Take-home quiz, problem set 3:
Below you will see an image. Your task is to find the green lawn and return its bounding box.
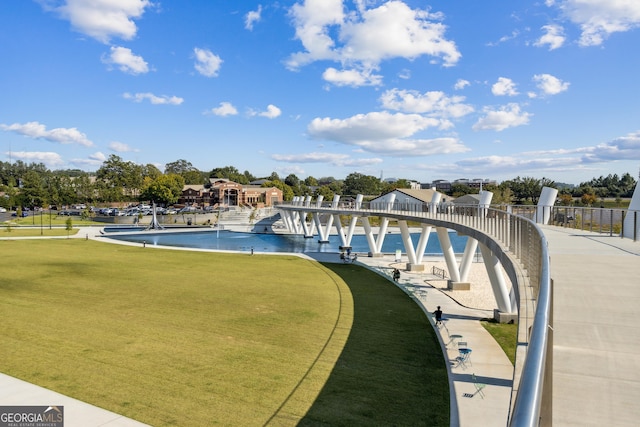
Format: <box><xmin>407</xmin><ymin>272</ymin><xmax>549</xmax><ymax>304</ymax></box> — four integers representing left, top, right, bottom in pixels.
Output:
<box><xmin>481</xmin><ymin>320</ymin><xmax>518</xmax><ymax>365</ymax></box>
<box><xmin>0</xmin><ymin>239</ymin><xmax>448</xmax><ymax>426</ymax></box>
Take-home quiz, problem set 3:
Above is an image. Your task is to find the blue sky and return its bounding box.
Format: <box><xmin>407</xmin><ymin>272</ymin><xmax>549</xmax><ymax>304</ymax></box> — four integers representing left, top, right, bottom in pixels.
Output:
<box><xmin>1</xmin><ymin>0</ymin><xmax>640</xmax><ymax>185</ymax></box>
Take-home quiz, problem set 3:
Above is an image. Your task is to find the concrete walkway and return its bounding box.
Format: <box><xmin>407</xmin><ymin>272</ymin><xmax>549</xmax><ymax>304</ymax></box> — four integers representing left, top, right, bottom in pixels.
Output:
<box><xmin>0</xmin><ymin>373</ymin><xmax>150</xmax><ymax>427</ymax></box>
<box><xmin>539</xmin><ymin>226</ymin><xmax>640</xmax><ymax>427</ymax></box>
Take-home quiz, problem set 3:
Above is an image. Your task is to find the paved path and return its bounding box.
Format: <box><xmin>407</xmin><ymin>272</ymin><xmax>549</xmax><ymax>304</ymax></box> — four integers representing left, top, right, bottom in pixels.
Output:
<box><xmin>0</xmin><ymin>373</ymin><xmax>150</xmax><ymax>427</ymax></box>
<box><xmin>539</xmin><ymin>226</ymin><xmax>640</xmax><ymax>427</ymax></box>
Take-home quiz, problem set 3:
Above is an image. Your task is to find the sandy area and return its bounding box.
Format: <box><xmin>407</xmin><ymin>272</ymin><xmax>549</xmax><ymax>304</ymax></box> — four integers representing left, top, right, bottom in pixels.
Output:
<box><xmin>357</xmin><ymin>254</ymin><xmax>499</xmax><ymax>313</ymax></box>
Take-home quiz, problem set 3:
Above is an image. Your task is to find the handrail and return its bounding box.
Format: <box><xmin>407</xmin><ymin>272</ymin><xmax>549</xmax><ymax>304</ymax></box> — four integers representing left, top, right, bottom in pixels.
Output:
<box><xmin>276</xmin><ymin>200</ymin><xmax>561</xmax><ymax>426</ymax></box>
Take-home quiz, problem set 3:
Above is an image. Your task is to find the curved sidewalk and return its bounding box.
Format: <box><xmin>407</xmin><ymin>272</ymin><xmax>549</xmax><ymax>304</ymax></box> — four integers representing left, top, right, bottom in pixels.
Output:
<box><xmin>540</xmin><ymin>226</ymin><xmax>640</xmax><ymax>426</ymax></box>
<box><xmin>0</xmin><ymin>373</ymin><xmax>149</xmax><ymax>427</ymax></box>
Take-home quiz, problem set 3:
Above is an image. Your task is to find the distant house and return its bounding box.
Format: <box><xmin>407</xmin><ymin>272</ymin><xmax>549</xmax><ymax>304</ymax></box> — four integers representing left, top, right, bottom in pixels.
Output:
<box><xmin>428</xmin><ymin>179</ymin><xmax>452</xmax><ymax>193</ymax></box>
<box><xmin>452</xmin><ymin>194</ymin><xmax>481</xmax><ymax>205</ymax></box>
<box><xmin>182</xmin><ymin>184</ymin><xmax>207</xmax><ymax>206</ymax></box>
<box><xmin>369</xmin><ymin>188</ymin><xmax>449</xmax><ymax>211</ymax></box>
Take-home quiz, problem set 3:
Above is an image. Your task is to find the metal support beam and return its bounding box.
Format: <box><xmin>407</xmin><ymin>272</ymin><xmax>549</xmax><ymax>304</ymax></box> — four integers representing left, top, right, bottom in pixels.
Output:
<box><xmin>480</xmin><ymin>242</ymin><xmax>513</xmax><ymax>313</ymax></box>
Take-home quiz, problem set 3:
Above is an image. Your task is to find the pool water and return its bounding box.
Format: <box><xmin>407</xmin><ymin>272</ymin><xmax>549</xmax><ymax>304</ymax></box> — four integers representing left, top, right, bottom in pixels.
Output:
<box><xmin>105</xmin><ymin>229</ymin><xmax>468</xmax><ymax>255</ymax></box>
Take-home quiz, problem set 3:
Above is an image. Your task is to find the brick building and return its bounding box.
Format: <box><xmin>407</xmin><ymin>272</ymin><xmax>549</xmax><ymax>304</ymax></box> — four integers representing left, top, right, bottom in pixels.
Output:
<box><xmin>178</xmin><ymin>178</ymin><xmax>283</xmax><ymax>208</ymax></box>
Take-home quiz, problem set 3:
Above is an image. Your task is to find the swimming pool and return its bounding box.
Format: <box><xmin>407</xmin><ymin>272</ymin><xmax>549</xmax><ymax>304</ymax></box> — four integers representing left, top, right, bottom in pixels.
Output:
<box><xmin>105</xmin><ymin>229</ymin><xmax>469</xmax><ymax>255</ymax></box>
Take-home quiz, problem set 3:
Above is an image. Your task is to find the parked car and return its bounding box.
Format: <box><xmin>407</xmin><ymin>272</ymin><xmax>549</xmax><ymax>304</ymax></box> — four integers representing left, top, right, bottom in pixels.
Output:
<box><xmin>0</xmin><ymin>207</ymin><xmax>6</xmax><ymax>213</ymax></box>
<box><xmin>178</xmin><ymin>206</ymin><xmax>198</xmax><ymax>213</ymax></box>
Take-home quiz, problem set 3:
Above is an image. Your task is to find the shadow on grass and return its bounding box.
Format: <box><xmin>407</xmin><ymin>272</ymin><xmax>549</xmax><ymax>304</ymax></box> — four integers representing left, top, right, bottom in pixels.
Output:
<box><xmin>297</xmin><ymin>263</ymin><xmax>450</xmax><ymax>426</ymax></box>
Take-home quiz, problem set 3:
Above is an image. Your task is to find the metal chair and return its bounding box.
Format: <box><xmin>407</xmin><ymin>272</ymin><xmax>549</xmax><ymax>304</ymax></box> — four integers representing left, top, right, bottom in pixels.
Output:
<box><xmin>456</xmin><ymin>348</ymin><xmax>472</xmax><ymax>369</ymax></box>
<box><xmin>472</xmin><ymin>373</ymin><xmax>486</xmax><ymax>398</ymax></box>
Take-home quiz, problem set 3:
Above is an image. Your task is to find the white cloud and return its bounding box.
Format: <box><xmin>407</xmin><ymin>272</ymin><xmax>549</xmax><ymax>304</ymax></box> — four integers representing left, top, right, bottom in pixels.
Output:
<box><xmin>255</xmin><ymin>104</ymin><xmax>282</xmax><ymax>119</ymax></box>
<box><xmin>455</xmin><ymin>154</ymin><xmax>578</xmax><ymax>175</ymax></box>
<box><xmin>322</xmin><ymin>67</ymin><xmax>382</xmax><ymax>87</ymax></box>
<box><xmin>307</xmin><ymin>111</ymin><xmax>469</xmax><ymax>156</ymax></box>
<box><xmin>398</xmin><ymin>69</ymin><xmax>411</xmax><ymax>79</ymax></box>
<box><xmin>209</xmin><ymin>102</ymin><xmax>238</xmax><ymax>117</ymax></box>
<box><xmin>492</xmin><ymin>77</ymin><xmax>519</xmax><ymax>96</ymax></box>
<box><xmin>123</xmin><ymin>92</ymin><xmax>184</xmax><ymax>105</ymax></box>
<box><xmin>245</xmin><ymin>5</ymin><xmax>262</xmax><ymax>30</ymax></box>
<box><xmin>276</xmin><ymin>165</ymin><xmax>307</xmax><ymax>176</ymax></box>
<box><xmin>472</xmin><ymin>103</ymin><xmax>532</xmax><ymax>131</ymax></box>
<box><xmin>287</xmin><ymin>0</ymin><xmax>460</xmax><ymax>86</ymax></box>
<box><xmin>41</xmin><ymin>0</ymin><xmax>152</xmax><ymax>44</ymax></box>
<box><xmin>71</xmin><ymin>151</ymin><xmax>108</xmax><ymax>168</ymax></box>
<box><xmin>108</xmin><ymin>141</ymin><xmax>137</xmax><ymax>152</ymax></box>
<box><xmin>1</xmin><ymin>121</ymin><xmax>93</xmax><ymax>147</ymax></box>
<box><xmin>451</xmin><ymin>130</ymin><xmax>640</xmax><ymax>177</ymax></box>
<box><xmin>193</xmin><ymin>47</ymin><xmax>223</xmax><ymax>77</ymax></box>
<box><xmin>271</xmin><ymin>151</ymin><xmax>383</xmax><ymax>167</ymax></box>
<box><xmin>272</xmin><ymin>152</ymin><xmax>350</xmax><ymax>163</ymax></box>
<box><xmin>380</xmin><ymin>88</ymin><xmax>474</xmax><ymax>119</ymax></box>
<box><xmin>533</xmin><ymin>73</ymin><xmax>570</xmax><ymax>95</ymax></box>
<box><xmin>487</xmin><ymin>30</ymin><xmax>521</xmax><ymax>47</ymax></box>
<box><xmin>454</xmin><ymin>79</ymin><xmax>470</xmax><ymax>90</ymax></box>
<box><xmin>553</xmin><ymin>0</ymin><xmax>640</xmax><ymax>46</ymax></box>
<box><xmin>342</xmin><ymin>157</ymin><xmax>385</xmax><ymax>166</ymax></box>
<box><xmin>581</xmin><ymin>131</ymin><xmax>640</xmax><ymax>162</ymax></box>
<box><xmin>9</xmin><ymin>151</ymin><xmax>65</xmax><ymax>168</ymax></box>
<box><xmin>287</xmin><ymin>0</ymin><xmax>344</xmax><ymax>68</ymax></box>
<box><xmin>102</xmin><ymin>46</ymin><xmax>149</xmax><ymax>74</ymax></box>
<box><xmin>534</xmin><ymin>24</ymin><xmax>566</xmax><ymax>50</ymax></box>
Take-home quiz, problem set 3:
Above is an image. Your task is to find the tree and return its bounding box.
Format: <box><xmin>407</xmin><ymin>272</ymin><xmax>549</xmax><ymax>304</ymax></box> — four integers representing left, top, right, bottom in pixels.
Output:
<box><xmin>503</xmin><ymin>176</ymin><xmax>552</xmax><ymax>204</ymax></box>
<box><xmin>450</xmin><ymin>183</ymin><xmax>473</xmax><ymax>198</ymax></box>
<box><xmin>165</xmin><ymin>159</ymin><xmax>204</xmax><ymax>184</ymax></box>
<box><xmin>581</xmin><ymin>193</ymin><xmax>597</xmax><ymax>206</ymax></box>
<box><xmin>314</xmin><ymin>185</ymin><xmax>334</xmax><ymax>201</ymax></box>
<box><xmin>210</xmin><ymin>166</ymin><xmax>250</xmax><ymax>184</ymax></box>
<box><xmin>284</xmin><ymin>173</ymin><xmax>300</xmax><ymax>188</ymax></box>
<box><xmin>142</xmin><ymin>164</ymin><xmax>162</xmax><ymax>180</ymax></box>
<box><xmin>268</xmin><ymin>171</ymin><xmax>281</xmax><ymax>182</ymax></box>
<box><xmin>262</xmin><ymin>179</ymin><xmax>294</xmax><ymax>201</ymax></box>
<box><xmin>140</xmin><ymin>174</ymin><xmax>185</xmax><ymax>206</ymax></box>
<box><xmin>343</xmin><ymin>173</ymin><xmax>382</xmax><ymax>196</ymax></box>
<box><xmin>72</xmin><ymin>172</ymin><xmax>95</xmax><ymax>204</ymax></box>
<box><xmin>557</xmin><ymin>193</ymin><xmax>574</xmax><ymax>206</ymax></box>
<box><xmin>619</xmin><ymin>173</ymin><xmax>637</xmax><ymax>197</ymax></box>
<box><xmin>95</xmin><ymin>155</ymin><xmax>143</xmax><ymax>201</ymax></box>
<box><xmin>165</xmin><ymin>159</ymin><xmax>195</xmax><ymax>175</ymax></box>
<box><xmin>382</xmin><ymin>179</ymin><xmax>411</xmax><ymax>193</ymax></box>
<box><xmin>490</xmin><ymin>183</ymin><xmax>514</xmax><ymax>205</ymax></box>
<box><xmin>18</xmin><ymin>170</ymin><xmax>46</xmax><ymax>208</ymax></box>
<box><xmin>304</xmin><ymin>176</ymin><xmax>318</xmax><ymax>186</ymax></box>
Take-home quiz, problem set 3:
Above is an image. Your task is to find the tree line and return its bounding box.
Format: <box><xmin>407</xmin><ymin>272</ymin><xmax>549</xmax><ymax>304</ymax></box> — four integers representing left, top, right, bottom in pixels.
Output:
<box><xmin>0</xmin><ymin>155</ymin><xmax>636</xmax><ymax>210</ymax></box>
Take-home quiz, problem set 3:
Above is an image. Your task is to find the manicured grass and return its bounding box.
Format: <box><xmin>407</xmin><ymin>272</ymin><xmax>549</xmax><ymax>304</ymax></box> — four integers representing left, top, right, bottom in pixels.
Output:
<box><xmin>4</xmin><ymin>214</ymin><xmax>95</xmax><ymax>227</ymax></box>
<box><xmin>0</xmin><ymin>226</ymin><xmax>80</xmax><ymax>237</ymax></box>
<box><xmin>481</xmin><ymin>320</ymin><xmax>518</xmax><ymax>365</ymax></box>
<box><xmin>299</xmin><ymin>264</ymin><xmax>449</xmax><ymax>426</ymax></box>
<box><xmin>0</xmin><ymin>239</ymin><xmax>447</xmax><ymax>426</ymax></box>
